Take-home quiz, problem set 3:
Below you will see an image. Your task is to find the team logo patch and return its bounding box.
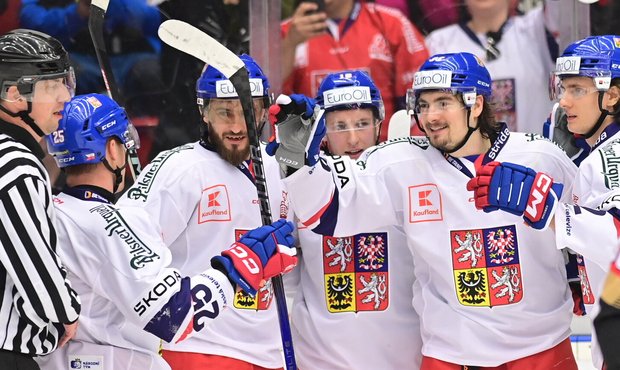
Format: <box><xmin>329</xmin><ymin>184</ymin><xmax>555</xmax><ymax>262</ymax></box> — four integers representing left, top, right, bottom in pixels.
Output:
<box><xmin>451</xmin><ymin>225</ymin><xmax>523</xmax><ymax>307</ymax></box>
<box><xmin>409</xmin><ymin>184</ymin><xmax>443</xmax><ymax>223</ymax></box>
<box><xmin>86</xmin><ymin>96</ymin><xmax>102</xmax><ymax>109</ymax></box>
<box><xmin>68</xmin><ymin>355</ymin><xmax>103</xmax><ymax>369</ymax></box>
<box><xmin>233</xmin><ymin>229</ymin><xmax>272</xmax><ymax>310</ymax></box>
<box><xmin>323</xmin><ymin>232</ymin><xmax>389</xmax><ymax>313</ymax></box>
<box><xmin>198</xmin><ymin>184</ymin><xmax>231</xmax><ymax>223</ymax></box>
<box><xmin>614</xmin><ymin>37</ymin><xmax>620</xmax><ymax>48</ymax></box>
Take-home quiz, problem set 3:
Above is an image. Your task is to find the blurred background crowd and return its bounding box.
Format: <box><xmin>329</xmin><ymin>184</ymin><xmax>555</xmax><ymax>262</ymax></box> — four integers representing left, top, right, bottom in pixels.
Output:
<box><xmin>1</xmin><ymin>0</ymin><xmax>617</xmax><ymax>179</ymax></box>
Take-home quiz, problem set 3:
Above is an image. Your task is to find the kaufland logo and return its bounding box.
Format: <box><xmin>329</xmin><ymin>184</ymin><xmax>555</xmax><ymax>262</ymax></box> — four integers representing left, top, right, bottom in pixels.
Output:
<box><xmin>409</xmin><ymin>184</ymin><xmax>443</xmax><ymax>223</ymax></box>
<box><xmin>199</xmin><ymin>184</ymin><xmax>231</xmax><ymax>223</ymax></box>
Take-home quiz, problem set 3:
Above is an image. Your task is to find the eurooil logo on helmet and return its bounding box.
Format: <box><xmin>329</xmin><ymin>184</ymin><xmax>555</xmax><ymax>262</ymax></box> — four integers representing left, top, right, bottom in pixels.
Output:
<box><xmin>196</xmin><ymin>53</ymin><xmax>271</xmax><ymax>115</ymax></box>
<box><xmin>407</xmin><ymin>52</ymin><xmax>492</xmax><ymax>117</ymax></box>
<box><xmin>46</xmin><ymin>93</ymin><xmax>140</xmax><ymax>168</ymax></box>
<box><xmin>316</xmin><ymin>70</ymin><xmax>385</xmax><ymax>124</ymax></box>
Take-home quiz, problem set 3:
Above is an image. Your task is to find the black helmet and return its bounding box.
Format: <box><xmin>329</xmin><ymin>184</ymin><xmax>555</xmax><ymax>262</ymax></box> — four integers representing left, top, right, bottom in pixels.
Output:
<box><xmin>0</xmin><ymin>29</ymin><xmax>72</xmax><ymax>98</ymax></box>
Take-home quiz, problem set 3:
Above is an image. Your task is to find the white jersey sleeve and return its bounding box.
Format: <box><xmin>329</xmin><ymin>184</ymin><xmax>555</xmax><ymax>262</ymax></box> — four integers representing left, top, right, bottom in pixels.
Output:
<box><xmin>53</xmin><ymin>193</ymin><xmax>234</xmax><ymax>345</ymax></box>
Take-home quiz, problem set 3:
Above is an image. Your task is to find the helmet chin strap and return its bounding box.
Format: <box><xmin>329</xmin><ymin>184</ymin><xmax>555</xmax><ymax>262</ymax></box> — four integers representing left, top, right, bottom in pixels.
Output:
<box><xmin>442</xmin><ymin>109</ymin><xmax>479</xmax><ymax>154</ymax></box>
<box><xmin>102</xmin><ymin>155</ymin><xmax>126</xmax><ymax>194</ymax></box>
<box><xmin>0</xmin><ymin>101</ymin><xmax>45</xmax><ymax>137</ymax></box>
<box><xmin>415</xmin><ymin>109</ymin><xmax>480</xmax><ymax>154</ymax></box>
<box><xmin>583</xmin><ymin>92</ymin><xmax>620</xmax><ymax>139</ymax></box>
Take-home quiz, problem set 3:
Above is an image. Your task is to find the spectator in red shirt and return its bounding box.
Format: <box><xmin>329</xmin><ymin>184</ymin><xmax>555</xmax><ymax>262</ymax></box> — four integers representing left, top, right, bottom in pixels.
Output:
<box><xmin>281</xmin><ymin>0</ymin><xmax>429</xmax><ymax>140</ymax></box>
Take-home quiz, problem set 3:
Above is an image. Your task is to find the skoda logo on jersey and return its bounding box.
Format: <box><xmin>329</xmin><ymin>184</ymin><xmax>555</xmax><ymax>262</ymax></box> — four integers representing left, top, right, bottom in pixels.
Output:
<box><xmin>323</xmin><ymin>86</ymin><xmax>371</xmax><ymax>108</ymax></box>
<box><xmin>414</xmin><ymin>70</ymin><xmax>452</xmax><ymax>90</ymax></box>
<box><xmin>555</xmin><ymin>56</ymin><xmax>581</xmax><ymax>75</ymax></box>
<box><xmin>215</xmin><ymin>78</ymin><xmax>264</xmax><ymax>98</ymax></box>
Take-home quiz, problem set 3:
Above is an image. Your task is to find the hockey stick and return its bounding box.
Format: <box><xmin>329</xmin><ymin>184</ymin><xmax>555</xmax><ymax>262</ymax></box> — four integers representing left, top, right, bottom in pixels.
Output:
<box><xmin>386</xmin><ymin>109</ymin><xmax>412</xmax><ymax>140</ymax></box>
<box><xmin>158</xmin><ymin>20</ymin><xmax>297</xmax><ymax>369</ymax></box>
<box><xmin>88</xmin><ymin>0</ymin><xmax>142</xmax><ymax>180</ymax></box>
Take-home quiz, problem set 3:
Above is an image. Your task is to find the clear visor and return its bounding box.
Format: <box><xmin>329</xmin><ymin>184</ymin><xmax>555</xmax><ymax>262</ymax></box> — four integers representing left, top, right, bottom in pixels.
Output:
<box><xmin>407</xmin><ymin>89</ymin><xmax>472</xmax><ymax>115</ymax></box>
<box><xmin>13</xmin><ymin>67</ymin><xmax>76</xmax><ymax>103</ymax></box>
<box><xmin>325</xmin><ymin>115</ymin><xmax>380</xmax><ymax>134</ymax></box>
<box><xmin>200</xmin><ymin>97</ymin><xmax>268</xmax><ymax>125</ymax></box>
<box><xmin>548</xmin><ymin>71</ymin><xmax>611</xmax><ymax>101</ymax></box>
<box><xmin>123</xmin><ymin>123</ymin><xmax>141</xmax><ymax>150</ymax></box>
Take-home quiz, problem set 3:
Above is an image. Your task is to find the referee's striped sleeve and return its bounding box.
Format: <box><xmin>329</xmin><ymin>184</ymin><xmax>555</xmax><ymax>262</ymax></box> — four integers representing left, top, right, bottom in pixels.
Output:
<box><xmin>0</xmin><ymin>176</ymin><xmax>80</xmax><ymax>326</ymax></box>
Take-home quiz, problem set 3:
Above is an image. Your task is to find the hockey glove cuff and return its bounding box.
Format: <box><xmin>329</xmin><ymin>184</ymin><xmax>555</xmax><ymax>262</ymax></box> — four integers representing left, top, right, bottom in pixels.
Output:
<box><xmin>211</xmin><ymin>219</ymin><xmax>297</xmax><ymax>296</ymax></box>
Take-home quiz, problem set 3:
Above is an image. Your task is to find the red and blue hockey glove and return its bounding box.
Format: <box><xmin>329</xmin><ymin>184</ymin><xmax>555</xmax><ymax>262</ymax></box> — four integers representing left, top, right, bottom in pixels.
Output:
<box><xmin>466</xmin><ymin>161</ymin><xmax>563</xmax><ymax>230</ymax></box>
<box><xmin>211</xmin><ymin>219</ymin><xmax>297</xmax><ymax>296</ymax></box>
<box><xmin>266</xmin><ymin>94</ymin><xmax>325</xmax><ymax>169</ymax></box>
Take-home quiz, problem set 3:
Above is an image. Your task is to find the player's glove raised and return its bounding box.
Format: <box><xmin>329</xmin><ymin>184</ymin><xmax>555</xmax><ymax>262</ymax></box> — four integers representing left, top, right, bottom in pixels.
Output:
<box><xmin>466</xmin><ymin>161</ymin><xmax>563</xmax><ymax>230</ymax></box>
<box><xmin>265</xmin><ymin>94</ymin><xmax>325</xmax><ymax>169</ymax></box>
<box><xmin>211</xmin><ymin>219</ymin><xmax>297</xmax><ymax>296</ymax></box>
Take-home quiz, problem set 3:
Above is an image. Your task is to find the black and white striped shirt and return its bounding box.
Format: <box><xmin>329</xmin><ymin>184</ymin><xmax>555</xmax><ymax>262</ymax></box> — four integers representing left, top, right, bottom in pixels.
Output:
<box><xmin>0</xmin><ymin>120</ymin><xmax>80</xmax><ymax>355</ymax></box>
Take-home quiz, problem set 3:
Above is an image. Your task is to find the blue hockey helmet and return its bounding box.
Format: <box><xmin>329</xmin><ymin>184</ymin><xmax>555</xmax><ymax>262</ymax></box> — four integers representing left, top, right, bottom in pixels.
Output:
<box><xmin>407</xmin><ymin>52</ymin><xmax>492</xmax><ymax>113</ymax></box>
<box><xmin>46</xmin><ymin>93</ymin><xmax>140</xmax><ymax>168</ymax></box>
<box><xmin>551</xmin><ymin>35</ymin><xmax>620</xmax><ymax>99</ymax></box>
<box><xmin>196</xmin><ymin>53</ymin><xmax>270</xmax><ymax>113</ymax></box>
<box><xmin>315</xmin><ymin>70</ymin><xmax>385</xmax><ymax>121</ymax></box>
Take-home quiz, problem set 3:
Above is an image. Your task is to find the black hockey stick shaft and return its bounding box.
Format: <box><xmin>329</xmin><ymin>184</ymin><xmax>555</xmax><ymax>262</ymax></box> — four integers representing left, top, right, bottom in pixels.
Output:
<box><xmin>158</xmin><ymin>20</ymin><xmax>297</xmax><ymax>369</ymax></box>
<box><xmin>229</xmin><ymin>69</ymin><xmax>297</xmax><ymax>369</ymax></box>
<box><xmin>88</xmin><ymin>0</ymin><xmax>142</xmax><ymax>179</ymax></box>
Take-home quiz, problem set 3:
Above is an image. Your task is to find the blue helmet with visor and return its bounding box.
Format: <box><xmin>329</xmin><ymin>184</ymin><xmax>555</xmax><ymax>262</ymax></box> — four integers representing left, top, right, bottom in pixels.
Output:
<box><xmin>46</xmin><ymin>93</ymin><xmax>140</xmax><ymax>168</ymax></box>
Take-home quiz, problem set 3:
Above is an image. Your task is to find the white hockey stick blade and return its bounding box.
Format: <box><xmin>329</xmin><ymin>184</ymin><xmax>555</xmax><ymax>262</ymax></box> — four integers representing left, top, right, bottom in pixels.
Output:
<box><xmin>158</xmin><ymin>20</ymin><xmax>244</xmax><ymax>79</ymax></box>
<box><xmin>91</xmin><ymin>0</ymin><xmax>109</xmax><ymax>11</ymax></box>
<box><xmin>387</xmin><ymin>109</ymin><xmax>412</xmax><ymax>140</ymax></box>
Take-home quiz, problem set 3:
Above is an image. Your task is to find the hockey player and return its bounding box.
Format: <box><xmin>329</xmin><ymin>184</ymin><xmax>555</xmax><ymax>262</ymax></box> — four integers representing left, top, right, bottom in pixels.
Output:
<box><xmin>117</xmin><ymin>54</ymin><xmax>294</xmax><ymax>369</ymax></box>
<box><xmin>468</xmin><ymin>35</ymin><xmax>620</xmax><ymax>370</ymax></box>
<box><xmin>273</xmin><ymin>71</ymin><xmax>422</xmax><ymax>369</ymax></box>
<box><xmin>0</xmin><ymin>29</ymin><xmax>81</xmax><ymax>370</ymax></box>
<box><xmin>424</xmin><ymin>0</ymin><xmax>559</xmax><ymax>135</ymax></box>
<box><xmin>36</xmin><ymin>93</ymin><xmax>297</xmax><ymax>370</ymax></box>
<box><xmin>267</xmin><ymin>52</ymin><xmax>580</xmax><ymax>369</ymax></box>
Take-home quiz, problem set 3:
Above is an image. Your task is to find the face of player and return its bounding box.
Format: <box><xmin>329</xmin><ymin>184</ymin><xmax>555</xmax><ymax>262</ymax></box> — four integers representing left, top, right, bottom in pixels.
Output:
<box><xmin>29</xmin><ymin>78</ymin><xmax>72</xmax><ymax>135</ymax></box>
<box><xmin>417</xmin><ymin>91</ymin><xmax>471</xmax><ymax>152</ymax></box>
<box><xmin>324</xmin><ymin>108</ymin><xmax>379</xmax><ymax>159</ymax></box>
<box><xmin>559</xmin><ymin>76</ymin><xmax>614</xmax><ymax>137</ymax></box>
<box><xmin>204</xmin><ymin>98</ymin><xmax>266</xmax><ymax>166</ymax></box>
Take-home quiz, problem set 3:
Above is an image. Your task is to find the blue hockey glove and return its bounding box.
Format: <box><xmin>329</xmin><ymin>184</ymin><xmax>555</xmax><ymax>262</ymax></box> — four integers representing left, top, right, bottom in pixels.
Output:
<box><xmin>266</xmin><ymin>94</ymin><xmax>325</xmax><ymax>169</ymax></box>
<box><xmin>467</xmin><ymin>161</ymin><xmax>563</xmax><ymax>230</ymax></box>
<box><xmin>211</xmin><ymin>219</ymin><xmax>297</xmax><ymax>296</ymax></box>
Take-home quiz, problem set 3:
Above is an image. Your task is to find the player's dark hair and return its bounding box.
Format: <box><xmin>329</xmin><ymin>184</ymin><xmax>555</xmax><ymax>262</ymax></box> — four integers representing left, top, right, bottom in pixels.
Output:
<box><xmin>478</xmin><ymin>98</ymin><xmax>501</xmax><ymax>140</ymax></box>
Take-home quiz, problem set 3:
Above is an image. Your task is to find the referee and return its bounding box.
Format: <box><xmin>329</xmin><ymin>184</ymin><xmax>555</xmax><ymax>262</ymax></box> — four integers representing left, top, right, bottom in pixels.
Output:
<box><xmin>0</xmin><ymin>30</ymin><xmax>80</xmax><ymax>369</ymax></box>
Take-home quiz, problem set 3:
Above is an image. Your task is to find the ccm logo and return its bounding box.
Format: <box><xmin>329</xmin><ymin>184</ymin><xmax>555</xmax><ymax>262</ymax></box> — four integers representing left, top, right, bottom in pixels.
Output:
<box><xmin>229</xmin><ymin>244</ymin><xmax>260</xmax><ymax>274</ymax></box>
<box><xmin>525</xmin><ymin>173</ymin><xmax>552</xmax><ymax>219</ymax></box>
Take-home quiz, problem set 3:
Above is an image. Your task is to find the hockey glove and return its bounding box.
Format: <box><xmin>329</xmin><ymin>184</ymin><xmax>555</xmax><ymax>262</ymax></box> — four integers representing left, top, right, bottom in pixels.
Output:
<box><xmin>266</xmin><ymin>94</ymin><xmax>325</xmax><ymax>169</ymax></box>
<box><xmin>466</xmin><ymin>161</ymin><xmax>563</xmax><ymax>230</ymax></box>
<box><xmin>211</xmin><ymin>219</ymin><xmax>297</xmax><ymax>296</ymax></box>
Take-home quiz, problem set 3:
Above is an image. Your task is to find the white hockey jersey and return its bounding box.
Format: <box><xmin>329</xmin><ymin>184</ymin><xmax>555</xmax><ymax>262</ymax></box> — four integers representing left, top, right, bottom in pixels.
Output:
<box><xmin>283</xmin><ymin>132</ymin><xmax>577</xmax><ymax>366</ymax></box>
<box><xmin>36</xmin><ymin>188</ymin><xmax>233</xmax><ymax>370</ymax></box>
<box><xmin>558</xmin><ymin>124</ymin><xmax>620</xmax><ymax>369</ymax></box>
<box><xmin>425</xmin><ymin>6</ymin><xmax>554</xmax><ymax>135</ymax></box>
<box><xmin>292</xmin><ymin>156</ymin><xmax>422</xmax><ymax>370</ymax></box>
<box><xmin>117</xmin><ymin>142</ymin><xmax>290</xmax><ymax>368</ymax></box>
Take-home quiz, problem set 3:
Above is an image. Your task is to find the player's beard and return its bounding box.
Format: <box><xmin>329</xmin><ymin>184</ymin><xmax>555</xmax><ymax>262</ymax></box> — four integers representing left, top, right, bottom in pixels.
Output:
<box><xmin>209</xmin><ymin>128</ymin><xmax>250</xmax><ymax>166</ymax></box>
